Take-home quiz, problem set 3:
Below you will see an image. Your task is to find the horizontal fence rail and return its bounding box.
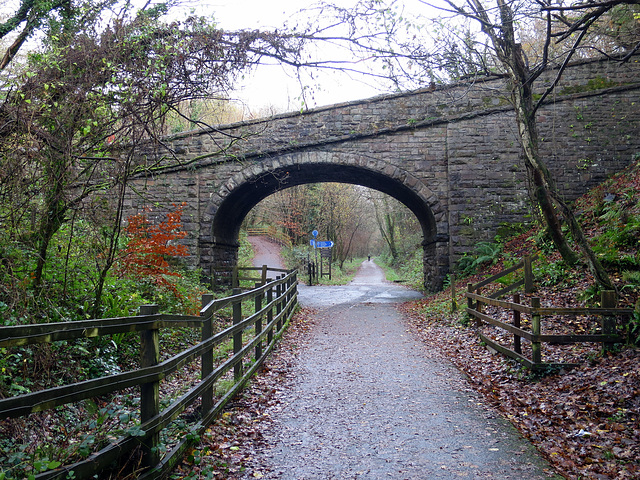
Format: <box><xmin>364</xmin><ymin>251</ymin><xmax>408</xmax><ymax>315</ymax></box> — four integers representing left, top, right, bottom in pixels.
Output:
<box><xmin>246</xmin><ymin>226</ymin><xmax>292</xmax><ymax>248</ymax></box>
<box><xmin>0</xmin><ymin>269</ymin><xmax>298</xmax><ymax>479</ymax></box>
<box><xmin>210</xmin><ymin>264</ymin><xmax>290</xmax><ymax>290</ymax></box>
<box><xmin>465</xmin><ymin>257</ymin><xmax>633</xmax><ymax>370</ymax></box>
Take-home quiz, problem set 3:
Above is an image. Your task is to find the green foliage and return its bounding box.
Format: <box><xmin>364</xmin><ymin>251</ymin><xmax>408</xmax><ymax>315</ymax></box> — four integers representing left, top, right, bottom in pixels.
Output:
<box><xmin>622</xmin><ymin>270</ymin><xmax>640</xmax><ymax>292</ymax></box>
<box><xmin>237</xmin><ymin>231</ymin><xmax>254</xmax><ymax>269</ymax></box>
<box><xmin>590</xmin><ymin>210</ymin><xmax>640</xmax><ymax>269</ymax></box>
<box><xmin>0</xmin><ymin>398</ymin><xmax>138</xmax><ymax>479</ymax></box>
<box><xmin>560</xmin><ymin>76</ymin><xmax>620</xmax><ymax>95</ymax></box>
<box><xmin>456</xmin><ymin>241</ymin><xmax>502</xmax><ymax>275</ymax></box>
<box><xmin>534</xmin><ymin>259</ymin><xmax>571</xmax><ymax>288</ymax></box>
<box><xmin>281</xmin><ymin>245</ymin><xmax>309</xmax><ymax>272</ymax></box>
<box><xmin>529</xmin><ymin>227</ymin><xmax>555</xmax><ymax>255</ymax></box>
<box><xmin>579</xmin><ymin>283</ymin><xmax>603</xmax><ymax>307</ymax></box>
<box><xmin>396</xmin><ymin>249</ymin><xmax>425</xmax><ymax>290</ymax></box>
<box><xmin>494</xmin><ymin>222</ymin><xmax>528</xmax><ymax>244</ymax></box>
<box><xmin>377</xmin><ymin>259</ymin><xmax>401</xmax><ymax>283</ymax></box>
<box><xmin>574</xmin><ymin>156</ymin><xmax>640</xmax><ymax>271</ymax></box>
<box><xmin>1</xmin><ymin>217</ymin><xmax>117</xmax><ymax>322</ymax></box>
<box><xmin>314</xmin><ymin>257</ymin><xmax>364</xmax><ymax>285</ymax></box>
<box><xmin>375</xmin><ymin>246</ymin><xmax>423</xmax><ymax>290</ymax></box>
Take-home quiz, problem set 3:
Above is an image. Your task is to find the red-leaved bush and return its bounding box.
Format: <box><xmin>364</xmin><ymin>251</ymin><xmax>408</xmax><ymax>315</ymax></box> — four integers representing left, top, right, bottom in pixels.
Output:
<box><xmin>118</xmin><ymin>203</ymin><xmax>188</xmax><ymax>292</ymax></box>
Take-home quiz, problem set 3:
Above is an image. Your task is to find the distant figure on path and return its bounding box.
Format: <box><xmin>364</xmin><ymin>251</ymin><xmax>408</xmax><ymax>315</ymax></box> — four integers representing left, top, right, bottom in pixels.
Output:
<box><xmin>368</xmin><ymin>255</ymin><xmax>371</xmax><ymax>261</ymax></box>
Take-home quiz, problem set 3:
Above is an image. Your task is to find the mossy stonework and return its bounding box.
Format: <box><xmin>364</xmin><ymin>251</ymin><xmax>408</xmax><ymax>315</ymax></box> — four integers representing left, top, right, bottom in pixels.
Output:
<box><xmin>125</xmin><ymin>57</ymin><xmax>640</xmax><ymax>291</ymax></box>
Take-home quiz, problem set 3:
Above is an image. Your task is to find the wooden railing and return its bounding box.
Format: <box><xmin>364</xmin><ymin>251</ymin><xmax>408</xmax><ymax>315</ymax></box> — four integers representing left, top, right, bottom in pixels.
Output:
<box><xmin>0</xmin><ymin>270</ymin><xmax>298</xmax><ymax>479</ymax></box>
<box><xmin>469</xmin><ymin>255</ymin><xmax>536</xmax><ymax>299</ymax></box>
<box><xmin>210</xmin><ymin>265</ymin><xmax>291</xmax><ymax>290</ymax></box>
<box><xmin>465</xmin><ymin>257</ymin><xmax>633</xmax><ymax>370</ymax></box>
<box><xmin>246</xmin><ymin>226</ymin><xmax>292</xmax><ymax>247</ymax></box>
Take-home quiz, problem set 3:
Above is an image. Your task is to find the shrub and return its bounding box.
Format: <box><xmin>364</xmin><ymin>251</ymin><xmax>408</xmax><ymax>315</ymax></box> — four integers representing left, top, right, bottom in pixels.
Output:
<box><xmin>456</xmin><ymin>241</ymin><xmax>502</xmax><ymax>275</ymax></box>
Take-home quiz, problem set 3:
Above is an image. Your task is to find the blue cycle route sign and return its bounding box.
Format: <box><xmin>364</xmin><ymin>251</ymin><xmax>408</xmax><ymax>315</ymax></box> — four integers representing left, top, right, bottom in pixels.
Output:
<box><xmin>315</xmin><ymin>241</ymin><xmax>334</xmax><ymax>248</ymax></box>
<box><xmin>310</xmin><ymin>239</ymin><xmax>334</xmax><ymax>248</ymax></box>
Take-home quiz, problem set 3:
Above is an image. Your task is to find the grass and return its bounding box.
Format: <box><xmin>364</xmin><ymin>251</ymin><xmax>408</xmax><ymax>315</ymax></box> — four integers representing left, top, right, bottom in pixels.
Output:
<box><xmin>375</xmin><ymin>258</ymin><xmax>402</xmax><ymax>282</ymax></box>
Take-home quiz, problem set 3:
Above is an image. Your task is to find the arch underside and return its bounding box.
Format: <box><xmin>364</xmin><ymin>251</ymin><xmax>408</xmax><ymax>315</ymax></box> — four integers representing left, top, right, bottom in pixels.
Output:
<box><xmin>212</xmin><ymin>163</ymin><xmax>438</xmax><ymax>246</ymax></box>
<box><xmin>207</xmin><ymin>160</ymin><xmax>448</xmax><ymax>291</ymax></box>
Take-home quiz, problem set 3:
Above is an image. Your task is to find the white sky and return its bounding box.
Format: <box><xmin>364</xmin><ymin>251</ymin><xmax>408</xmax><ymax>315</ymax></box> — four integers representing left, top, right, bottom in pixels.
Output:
<box><xmin>201</xmin><ymin>0</ymin><xmax>379</xmax><ymax>113</ymax></box>
<box><xmin>183</xmin><ymin>0</ymin><xmax>431</xmax><ymax>114</ymax></box>
<box><xmin>2</xmin><ymin>0</ymin><xmax>437</xmax><ymax>114</ymax></box>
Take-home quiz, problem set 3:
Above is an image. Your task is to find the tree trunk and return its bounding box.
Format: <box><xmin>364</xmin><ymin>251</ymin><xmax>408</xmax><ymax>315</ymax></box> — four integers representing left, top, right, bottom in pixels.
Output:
<box><xmin>482</xmin><ymin>0</ymin><xmax>614</xmax><ymax>291</ymax></box>
<box><xmin>511</xmin><ymin>85</ymin><xmax>580</xmax><ymax>265</ymax></box>
<box><xmin>506</xmin><ymin>53</ymin><xmax>614</xmax><ymax>290</ymax></box>
<box><xmin>33</xmin><ymin>154</ymin><xmax>69</xmax><ymax>288</ymax></box>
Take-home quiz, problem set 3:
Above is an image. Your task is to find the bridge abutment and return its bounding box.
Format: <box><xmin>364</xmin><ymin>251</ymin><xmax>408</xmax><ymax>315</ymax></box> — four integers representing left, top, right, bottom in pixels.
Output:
<box><xmin>424</xmin><ymin>239</ymin><xmax>450</xmax><ymax>292</ymax></box>
<box><xmin>198</xmin><ymin>239</ymin><xmax>239</xmax><ymax>288</ymax></box>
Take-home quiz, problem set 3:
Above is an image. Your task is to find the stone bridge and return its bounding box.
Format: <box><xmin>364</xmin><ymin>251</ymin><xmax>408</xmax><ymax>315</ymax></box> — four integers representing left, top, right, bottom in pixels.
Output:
<box><xmin>126</xmin><ymin>57</ymin><xmax>640</xmax><ymax>291</ymax></box>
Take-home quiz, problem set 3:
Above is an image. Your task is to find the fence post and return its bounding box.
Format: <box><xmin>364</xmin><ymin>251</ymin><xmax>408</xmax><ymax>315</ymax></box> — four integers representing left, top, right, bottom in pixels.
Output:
<box><xmin>524</xmin><ymin>255</ymin><xmax>534</xmax><ymax>294</ymax></box>
<box><xmin>450</xmin><ymin>274</ymin><xmax>457</xmax><ymax>313</ymax></box>
<box><xmin>531</xmin><ymin>297</ymin><xmax>542</xmax><ymax>365</ymax></box>
<box><xmin>285</xmin><ymin>274</ymin><xmax>292</xmax><ymax>318</ymax></box>
<box><xmin>139</xmin><ymin>304</ymin><xmax>160</xmax><ymax>470</ymax></box>
<box><xmin>232</xmin><ymin>266</ymin><xmax>239</xmax><ymax>288</ymax></box>
<box><xmin>513</xmin><ymin>293</ymin><xmax>522</xmax><ymax>354</ymax></box>
<box><xmin>601</xmin><ymin>290</ymin><xmax>617</xmax><ymax>353</ymax></box>
<box><xmin>292</xmin><ymin>270</ymin><xmax>298</xmax><ymax>307</ymax></box>
<box><xmin>261</xmin><ymin>265</ymin><xmax>268</xmax><ymax>285</ymax></box>
<box><xmin>467</xmin><ymin>283</ymin><xmax>475</xmax><ymax>327</ymax></box>
<box><xmin>201</xmin><ymin>294</ymin><xmax>214</xmax><ymax>415</ymax></box>
<box><xmin>474</xmin><ymin>285</ymin><xmax>483</xmax><ymax>329</ymax></box>
<box><xmin>266</xmin><ymin>279</ymin><xmax>274</xmax><ymax>346</ymax></box>
<box><xmin>276</xmin><ymin>276</ymin><xmax>283</xmax><ymax>332</ymax></box>
<box><xmin>232</xmin><ymin>287</ymin><xmax>243</xmax><ymax>381</ymax></box>
<box><xmin>255</xmin><ymin>283</ymin><xmax>263</xmax><ymax>361</ymax></box>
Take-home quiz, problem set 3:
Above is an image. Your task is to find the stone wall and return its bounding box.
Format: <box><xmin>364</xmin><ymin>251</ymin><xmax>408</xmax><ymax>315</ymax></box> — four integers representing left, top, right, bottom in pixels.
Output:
<box><xmin>125</xmin><ymin>56</ymin><xmax>640</xmax><ymax>290</ymax></box>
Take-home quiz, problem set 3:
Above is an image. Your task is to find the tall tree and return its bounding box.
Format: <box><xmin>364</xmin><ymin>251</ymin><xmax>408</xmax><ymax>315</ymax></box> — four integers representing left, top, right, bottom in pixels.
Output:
<box><xmin>0</xmin><ymin>0</ymin><xmax>119</xmax><ymax>71</ymax></box>
<box><xmin>413</xmin><ymin>0</ymin><xmax>640</xmax><ymax>290</ymax></box>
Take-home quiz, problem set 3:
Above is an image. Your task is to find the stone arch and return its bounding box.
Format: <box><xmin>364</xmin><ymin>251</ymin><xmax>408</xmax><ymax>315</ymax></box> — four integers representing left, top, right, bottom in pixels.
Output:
<box><xmin>202</xmin><ymin>152</ymin><xmax>449</xmax><ymax>291</ymax></box>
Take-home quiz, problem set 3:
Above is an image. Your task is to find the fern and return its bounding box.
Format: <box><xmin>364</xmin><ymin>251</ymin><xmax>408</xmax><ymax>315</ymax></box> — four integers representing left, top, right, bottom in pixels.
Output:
<box><xmin>457</xmin><ymin>241</ymin><xmax>502</xmax><ymax>274</ymax></box>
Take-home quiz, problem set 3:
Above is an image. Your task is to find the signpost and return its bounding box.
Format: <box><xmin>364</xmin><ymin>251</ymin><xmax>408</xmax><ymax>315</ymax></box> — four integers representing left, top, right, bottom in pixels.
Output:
<box><xmin>319</xmin><ymin>247</ymin><xmax>332</xmax><ymax>280</ymax></box>
<box><xmin>308</xmin><ymin>231</ymin><xmax>334</xmax><ymax>282</ymax></box>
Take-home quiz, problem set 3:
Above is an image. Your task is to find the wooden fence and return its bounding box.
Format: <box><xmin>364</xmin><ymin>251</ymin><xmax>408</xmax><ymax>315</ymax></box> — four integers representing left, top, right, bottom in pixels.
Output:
<box><xmin>465</xmin><ymin>257</ymin><xmax>633</xmax><ymax>370</ymax></box>
<box><xmin>246</xmin><ymin>226</ymin><xmax>292</xmax><ymax>248</ymax></box>
<box><xmin>210</xmin><ymin>265</ymin><xmax>290</xmax><ymax>290</ymax></box>
<box><xmin>0</xmin><ymin>270</ymin><xmax>298</xmax><ymax>479</ymax></box>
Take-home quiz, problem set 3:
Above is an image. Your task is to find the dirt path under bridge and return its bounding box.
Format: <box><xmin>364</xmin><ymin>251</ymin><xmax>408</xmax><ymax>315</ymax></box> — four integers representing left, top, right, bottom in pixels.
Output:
<box><xmin>191</xmin><ymin>244</ymin><xmax>562</xmax><ymax>479</ymax></box>
<box><xmin>248</xmin><ymin>236</ymin><xmax>286</xmax><ymax>270</ymax></box>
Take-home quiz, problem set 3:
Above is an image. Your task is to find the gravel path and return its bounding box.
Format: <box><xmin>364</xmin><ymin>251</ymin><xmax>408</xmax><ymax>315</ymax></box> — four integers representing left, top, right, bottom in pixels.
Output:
<box><xmin>242</xmin><ymin>260</ymin><xmax>561</xmax><ymax>479</ymax></box>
